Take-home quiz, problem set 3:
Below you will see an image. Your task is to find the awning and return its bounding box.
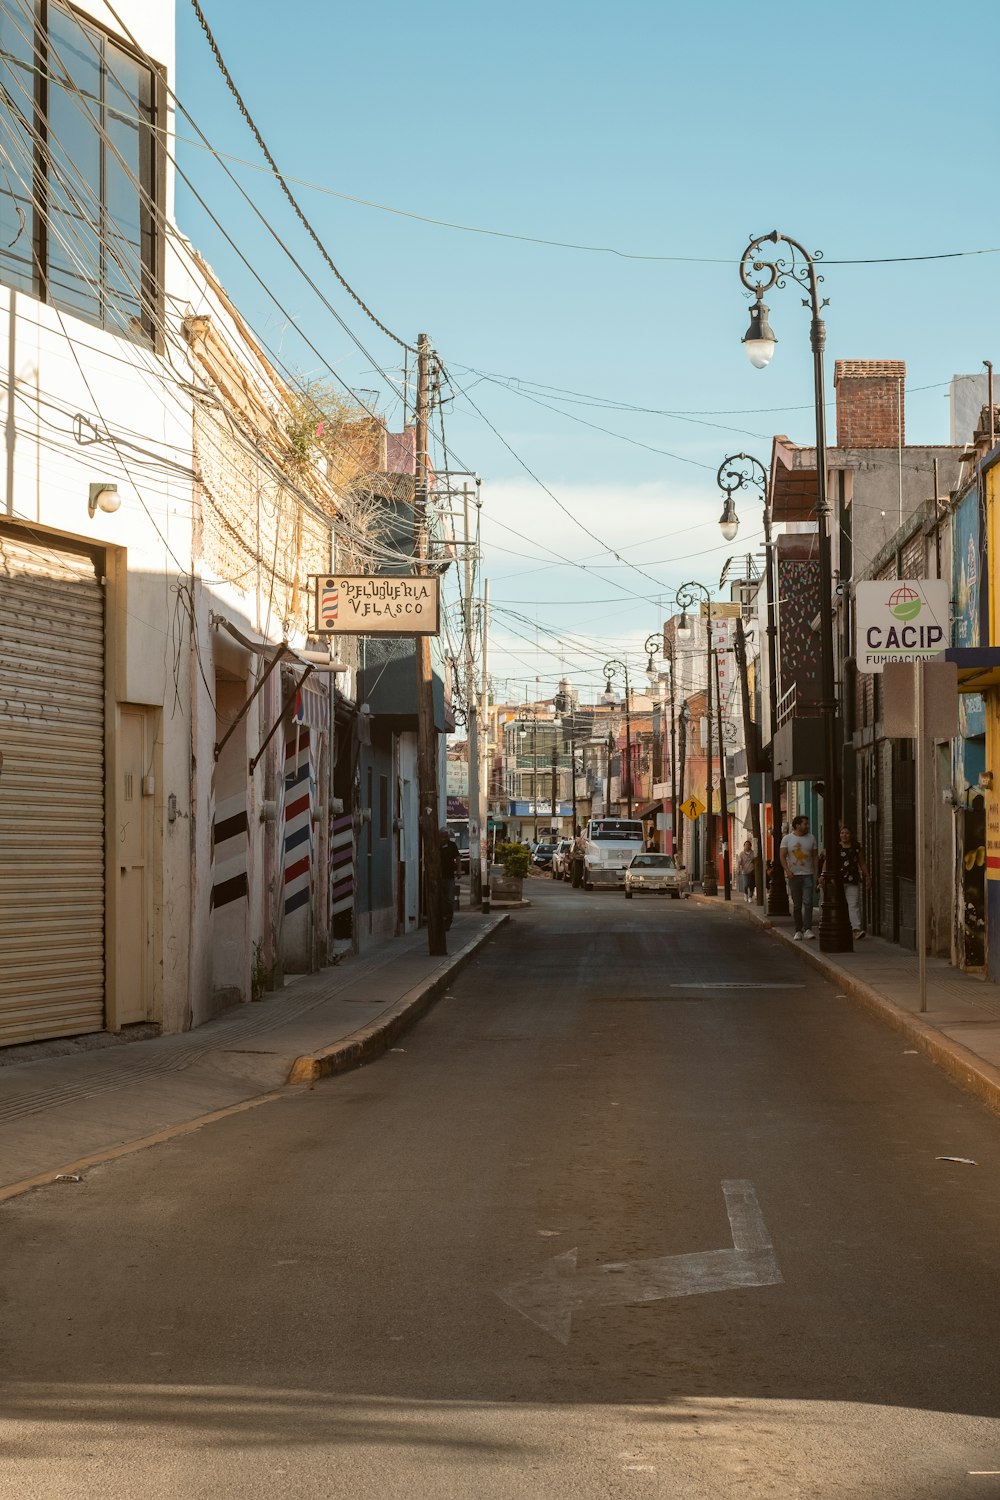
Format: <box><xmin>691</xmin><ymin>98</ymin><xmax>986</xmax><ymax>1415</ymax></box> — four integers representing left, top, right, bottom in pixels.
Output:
<box><xmin>944</xmin><ymin>647</ymin><xmax>1000</xmax><ymax>694</ymax></box>
<box><xmin>637</xmin><ymin>799</ymin><xmax>664</xmax><ymax>819</ymax></box>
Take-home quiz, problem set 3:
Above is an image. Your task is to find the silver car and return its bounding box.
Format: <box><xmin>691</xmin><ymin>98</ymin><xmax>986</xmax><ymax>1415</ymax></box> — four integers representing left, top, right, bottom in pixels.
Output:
<box><xmin>624</xmin><ymin>852</ymin><xmax>690</xmax><ymax>899</ymax></box>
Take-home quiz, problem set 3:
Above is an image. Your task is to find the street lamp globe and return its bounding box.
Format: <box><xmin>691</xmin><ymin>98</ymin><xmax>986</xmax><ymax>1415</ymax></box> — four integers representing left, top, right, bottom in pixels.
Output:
<box><xmin>718</xmin><ymin>497</ymin><xmax>740</xmax><ymax>542</ymax></box>
<box><xmin>742</xmin><ymin>292</ymin><xmax>777</xmax><ymax>370</ymax></box>
<box><xmin>645</xmin><ymin>653</ymin><xmax>658</xmax><ymax>687</ymax></box>
<box><xmin>601</xmin><ymin>676</ymin><xmax>616</xmax><ymax>705</ymax></box>
<box><xmin>676</xmin><ymin>609</ymin><xmax>692</xmax><ymax>641</ymax></box>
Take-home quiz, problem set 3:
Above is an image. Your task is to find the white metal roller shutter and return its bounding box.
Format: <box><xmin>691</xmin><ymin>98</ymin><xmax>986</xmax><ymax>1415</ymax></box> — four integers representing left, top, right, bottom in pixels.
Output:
<box><xmin>0</xmin><ymin>530</ymin><xmax>105</xmax><ymax>1045</ymax></box>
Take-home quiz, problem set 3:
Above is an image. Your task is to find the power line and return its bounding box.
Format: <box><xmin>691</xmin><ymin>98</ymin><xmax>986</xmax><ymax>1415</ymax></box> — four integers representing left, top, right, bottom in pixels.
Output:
<box><xmin>184</xmin><ymin>0</ymin><xmax>412</xmax><ymax>352</ymax></box>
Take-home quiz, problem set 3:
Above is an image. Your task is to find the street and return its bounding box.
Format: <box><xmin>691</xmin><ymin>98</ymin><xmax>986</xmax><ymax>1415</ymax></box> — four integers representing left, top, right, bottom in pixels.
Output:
<box><xmin>5</xmin><ymin>884</ymin><xmax>1000</xmax><ymax>1499</ymax></box>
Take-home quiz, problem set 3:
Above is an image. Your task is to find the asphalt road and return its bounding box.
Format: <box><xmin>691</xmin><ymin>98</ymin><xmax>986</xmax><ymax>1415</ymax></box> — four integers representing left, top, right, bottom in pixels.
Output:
<box><xmin>5</xmin><ymin>882</ymin><xmax>1000</xmax><ymax>1499</ymax></box>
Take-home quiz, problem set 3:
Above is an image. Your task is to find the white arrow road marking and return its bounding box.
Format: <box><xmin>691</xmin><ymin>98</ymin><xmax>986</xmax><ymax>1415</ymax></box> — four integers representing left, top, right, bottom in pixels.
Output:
<box><xmin>498</xmin><ymin>1179</ymin><xmax>782</xmax><ymax>1344</ymax></box>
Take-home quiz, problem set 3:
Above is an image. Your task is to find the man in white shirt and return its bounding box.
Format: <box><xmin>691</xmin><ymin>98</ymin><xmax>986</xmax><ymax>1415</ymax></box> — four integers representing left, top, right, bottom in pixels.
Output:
<box><xmin>780</xmin><ymin>814</ymin><xmax>818</xmax><ymax>940</ymax></box>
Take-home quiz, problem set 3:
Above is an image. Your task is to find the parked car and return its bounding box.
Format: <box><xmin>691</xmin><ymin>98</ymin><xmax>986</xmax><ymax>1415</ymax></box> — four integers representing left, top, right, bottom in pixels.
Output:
<box><xmin>532</xmin><ymin>842</ymin><xmax>557</xmax><ymax>870</ymax></box>
<box><xmin>623</xmin><ymin>852</ymin><xmax>690</xmax><ymax>899</ymax></box>
<box><xmin>550</xmin><ymin>839</ymin><xmax>573</xmax><ymax>879</ymax></box>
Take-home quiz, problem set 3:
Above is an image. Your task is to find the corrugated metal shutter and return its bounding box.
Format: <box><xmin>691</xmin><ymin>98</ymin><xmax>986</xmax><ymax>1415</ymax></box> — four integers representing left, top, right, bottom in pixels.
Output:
<box><xmin>0</xmin><ymin>530</ymin><xmax>105</xmax><ymax>1044</ymax></box>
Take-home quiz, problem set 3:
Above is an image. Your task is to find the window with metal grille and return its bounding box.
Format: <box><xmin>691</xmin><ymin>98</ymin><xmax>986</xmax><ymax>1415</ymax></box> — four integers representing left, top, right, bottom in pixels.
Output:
<box><xmin>0</xmin><ymin>0</ymin><xmax>158</xmax><ymax>341</ymax></box>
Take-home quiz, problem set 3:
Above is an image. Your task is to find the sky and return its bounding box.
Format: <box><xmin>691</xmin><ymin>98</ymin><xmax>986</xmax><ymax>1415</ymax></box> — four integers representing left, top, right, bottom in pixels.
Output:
<box><xmin>174</xmin><ymin>0</ymin><xmax>1000</xmax><ymax>707</ymax></box>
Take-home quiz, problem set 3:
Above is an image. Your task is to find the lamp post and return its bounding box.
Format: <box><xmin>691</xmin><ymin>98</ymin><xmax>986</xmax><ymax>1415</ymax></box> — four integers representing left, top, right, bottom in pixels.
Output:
<box><xmin>646</xmin><ymin>632</ymin><xmax>678</xmax><ymax>858</ymax></box>
<box><xmin>516</xmin><ymin>711</ymin><xmax>539</xmax><ymax>841</ymax></box>
<box><xmin>676</xmin><ymin>581</ymin><xmax>717</xmax><ymax>896</ymax></box>
<box><xmin>739</xmin><ymin>231</ymin><xmax>851</xmax><ymax>951</ymax></box>
<box><xmin>716</xmin><ymin>452</ymin><xmax>788</xmax><ymax>917</ymax></box>
<box><xmin>602</xmin><ymin>659</ymin><xmax>633</xmax><ymax>817</ymax></box>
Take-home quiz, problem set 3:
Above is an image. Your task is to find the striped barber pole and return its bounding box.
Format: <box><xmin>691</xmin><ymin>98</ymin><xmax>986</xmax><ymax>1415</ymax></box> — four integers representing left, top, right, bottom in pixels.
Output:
<box><xmin>212</xmin><ymin>791</ymin><xmax>249</xmax><ymax>908</ymax></box>
<box><xmin>330</xmin><ymin>812</ymin><xmax>354</xmax><ymax>918</ymax></box>
<box><xmin>283</xmin><ymin>726</ymin><xmax>313</xmax><ymax>916</ymax></box>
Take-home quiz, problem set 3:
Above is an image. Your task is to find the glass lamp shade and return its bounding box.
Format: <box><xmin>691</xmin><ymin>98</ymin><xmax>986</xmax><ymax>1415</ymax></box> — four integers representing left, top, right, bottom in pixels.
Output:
<box><xmin>742</xmin><ymin>294</ymin><xmax>777</xmax><ymax>369</ymax></box>
<box><xmin>744</xmin><ymin>338</ymin><xmax>775</xmax><ymax>370</ymax></box>
<box><xmin>719</xmin><ymin>497</ymin><xmax>740</xmax><ymax>541</ymax></box>
<box><xmin>601</xmin><ymin>689</ymin><xmax>616</xmax><ymax>706</ymax></box>
<box><xmin>676</xmin><ymin>610</ymin><xmax>692</xmax><ymax>641</ymax></box>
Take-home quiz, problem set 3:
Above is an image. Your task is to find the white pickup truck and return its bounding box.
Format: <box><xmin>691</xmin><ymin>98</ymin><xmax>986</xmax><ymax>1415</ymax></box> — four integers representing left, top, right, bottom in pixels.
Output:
<box><xmin>582</xmin><ymin>817</ymin><xmax>645</xmax><ymax>890</ymax></box>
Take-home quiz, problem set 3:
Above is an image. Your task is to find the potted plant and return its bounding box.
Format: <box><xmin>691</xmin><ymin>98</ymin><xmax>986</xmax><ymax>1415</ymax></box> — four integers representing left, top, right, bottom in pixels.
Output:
<box><xmin>491</xmin><ymin>841</ymin><xmax>529</xmax><ymax>902</ymax></box>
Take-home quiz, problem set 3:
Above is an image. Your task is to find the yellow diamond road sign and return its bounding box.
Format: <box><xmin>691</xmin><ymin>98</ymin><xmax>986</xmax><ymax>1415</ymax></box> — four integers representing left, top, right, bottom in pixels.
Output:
<box><xmin>681</xmin><ymin>795</ymin><xmax>706</xmax><ymax>821</ymax></box>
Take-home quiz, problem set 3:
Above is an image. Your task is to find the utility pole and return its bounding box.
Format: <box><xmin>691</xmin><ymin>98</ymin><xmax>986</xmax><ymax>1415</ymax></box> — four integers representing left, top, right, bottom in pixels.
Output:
<box><xmin>550</xmin><ymin>737</ymin><xmax>559</xmax><ymax>837</ymax></box>
<box><xmin>479</xmin><ymin>579</ymin><xmax>490</xmax><ymax>905</ymax></box>
<box><xmin>414</xmin><ymin>332</ymin><xmax>447</xmax><ymax>955</ymax></box>
<box><xmin>462</xmin><ymin>481</ymin><xmax>482</xmax><ymax>907</ymax></box>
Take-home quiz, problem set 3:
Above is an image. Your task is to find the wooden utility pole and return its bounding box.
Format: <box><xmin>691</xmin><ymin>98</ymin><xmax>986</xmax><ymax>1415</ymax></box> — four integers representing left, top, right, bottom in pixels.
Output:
<box><xmin>414</xmin><ymin>332</ymin><xmax>447</xmax><ymax>954</ymax></box>
<box><xmin>479</xmin><ymin>579</ymin><xmax>491</xmax><ymax>908</ymax></box>
<box><xmin>462</xmin><ymin>482</ymin><xmax>482</xmax><ymax>907</ymax></box>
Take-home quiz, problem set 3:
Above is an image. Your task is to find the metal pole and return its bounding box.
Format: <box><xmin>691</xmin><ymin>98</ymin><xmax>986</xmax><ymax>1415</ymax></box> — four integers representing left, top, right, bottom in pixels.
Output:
<box><xmin>916</xmin><ymin>660</ymin><xmax>928</xmax><ymax>1012</ymax></box>
<box><xmin>704</xmin><ymin>601</ymin><xmax>717</xmax><ymax>896</ymax></box>
<box><xmin>624</xmin><ymin>664</ymin><xmax>633</xmax><ymax>818</ymax></box>
<box><xmin>739</xmin><ymin>235</ymin><xmax>848</xmax><ymax>940</ymax></box>
<box><xmin>532</xmin><ymin>719</ymin><xmax>538</xmax><ymax>841</ymax></box>
<box><xmin>735</xmin><ymin>616</ymin><xmax>764</xmax><ymax>904</ymax></box>
<box><xmin>714</xmin><ymin>636</ymin><xmax>732</xmax><ymax>900</ymax></box>
<box><xmin>570</xmin><ymin>716</ymin><xmax>578</xmax><ymax>830</ymax></box>
<box><xmin>462</xmin><ymin>484</ymin><xmax>482</xmax><ymax>907</ymax></box>
<box><xmin>986</xmin><ymin>360</ymin><xmax>996</xmax><ymax>452</ymax></box>
<box><xmin>669</xmin><ymin>656</ymin><xmax>678</xmax><ymax>860</ymax></box>
<box><xmin>480</xmin><ymin>579</ymin><xmax>491</xmax><ymax>910</ymax></box>
<box><xmin>763</xmin><ymin>502</ymin><xmax>788</xmax><ymax>915</ymax></box>
<box><xmin>807</xmin><ymin>264</ymin><xmax>852</xmax><ymax>952</ymax></box>
<box><xmin>414</xmin><ymin>332</ymin><xmax>447</xmax><ymax>955</ymax></box>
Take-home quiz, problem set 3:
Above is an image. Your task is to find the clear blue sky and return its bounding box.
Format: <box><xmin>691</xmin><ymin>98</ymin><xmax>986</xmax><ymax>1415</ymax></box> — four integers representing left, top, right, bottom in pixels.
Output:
<box><xmin>175</xmin><ymin>0</ymin><xmax>1000</xmax><ymax>702</ymax></box>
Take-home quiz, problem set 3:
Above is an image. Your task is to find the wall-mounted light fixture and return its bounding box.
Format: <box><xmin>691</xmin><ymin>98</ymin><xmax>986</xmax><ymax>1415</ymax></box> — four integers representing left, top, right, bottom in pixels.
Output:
<box><xmin>88</xmin><ymin>482</ymin><xmax>120</xmax><ymax>518</ymax></box>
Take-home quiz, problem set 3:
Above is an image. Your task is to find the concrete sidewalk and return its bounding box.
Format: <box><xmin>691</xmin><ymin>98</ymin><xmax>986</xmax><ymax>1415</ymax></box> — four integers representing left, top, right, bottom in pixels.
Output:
<box><xmin>0</xmin><ymin>910</ymin><xmax>508</xmax><ymax>1201</ymax></box>
<box><xmin>696</xmin><ymin>891</ymin><xmax>1000</xmax><ymax>1117</ymax></box>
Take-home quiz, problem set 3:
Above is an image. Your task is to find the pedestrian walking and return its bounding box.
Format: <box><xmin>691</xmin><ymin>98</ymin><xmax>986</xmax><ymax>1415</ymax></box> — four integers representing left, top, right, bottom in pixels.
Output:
<box><xmin>438</xmin><ymin>827</ymin><xmax>461</xmax><ymax>930</ymax></box>
<box><xmin>737</xmin><ymin>839</ymin><xmax>756</xmax><ymax>903</ymax></box>
<box><xmin>819</xmin><ymin>826</ymin><xmax>870</xmax><ymax>940</ymax></box>
<box><xmin>780</xmin><ymin>814</ymin><xmax>818</xmax><ymax>940</ymax></box>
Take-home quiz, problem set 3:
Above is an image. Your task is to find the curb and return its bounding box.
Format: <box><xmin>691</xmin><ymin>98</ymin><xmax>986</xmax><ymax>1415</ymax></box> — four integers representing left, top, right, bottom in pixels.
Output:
<box><xmin>285</xmin><ymin>913</ymin><xmax>510</xmax><ymax>1084</ymax></box>
<box><xmin>693</xmin><ymin>892</ymin><xmax>1000</xmax><ymax>1119</ymax></box>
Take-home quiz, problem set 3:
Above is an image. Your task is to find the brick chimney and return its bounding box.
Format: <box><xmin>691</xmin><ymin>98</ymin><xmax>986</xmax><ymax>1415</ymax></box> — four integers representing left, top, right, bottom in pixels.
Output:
<box><xmin>833</xmin><ymin>359</ymin><xmax>905</xmax><ymax>447</ymax></box>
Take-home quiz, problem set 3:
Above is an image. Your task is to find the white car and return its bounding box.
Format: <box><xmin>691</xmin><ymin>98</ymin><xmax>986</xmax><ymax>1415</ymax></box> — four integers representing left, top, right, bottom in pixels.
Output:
<box><xmin>550</xmin><ymin>839</ymin><xmax>573</xmax><ymax>879</ymax></box>
<box><xmin>624</xmin><ymin>852</ymin><xmax>690</xmax><ymax>899</ymax></box>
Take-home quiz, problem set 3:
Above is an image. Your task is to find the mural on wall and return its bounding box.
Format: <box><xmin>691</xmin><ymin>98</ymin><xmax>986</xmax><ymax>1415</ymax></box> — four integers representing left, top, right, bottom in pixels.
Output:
<box><xmin>953</xmin><ymin>488</ymin><xmax>986</xmax><ymax>741</ymax></box>
<box><xmin>777</xmin><ymin>557</ymin><xmax>822</xmax><ymax>708</ymax></box>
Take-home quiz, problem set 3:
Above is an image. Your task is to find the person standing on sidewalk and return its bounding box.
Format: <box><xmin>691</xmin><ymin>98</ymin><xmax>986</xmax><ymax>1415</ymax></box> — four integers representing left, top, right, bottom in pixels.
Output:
<box><xmin>570</xmin><ymin>825</ymin><xmax>586</xmax><ymax>889</ymax></box>
<box><xmin>737</xmin><ymin>840</ymin><xmax>756</xmax><ymax>903</ymax></box>
<box><xmin>780</xmin><ymin>814</ymin><xmax>818</xmax><ymax>940</ymax></box>
<box><xmin>438</xmin><ymin>828</ymin><xmax>461</xmax><ymax>930</ymax></box>
<box><xmin>819</xmin><ymin>826</ymin><xmax>870</xmax><ymax>941</ymax></box>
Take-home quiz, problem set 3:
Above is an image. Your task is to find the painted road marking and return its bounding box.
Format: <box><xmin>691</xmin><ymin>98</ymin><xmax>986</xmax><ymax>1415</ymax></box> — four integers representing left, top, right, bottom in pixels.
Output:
<box><xmin>498</xmin><ymin>1179</ymin><xmax>782</xmax><ymax>1345</ymax></box>
<box><xmin>670</xmin><ymin>982</ymin><xmax>806</xmax><ymax>990</ymax></box>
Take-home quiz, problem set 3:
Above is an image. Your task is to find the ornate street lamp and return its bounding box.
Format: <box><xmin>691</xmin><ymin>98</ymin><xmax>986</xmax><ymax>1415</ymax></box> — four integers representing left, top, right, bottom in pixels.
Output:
<box><xmin>716</xmin><ymin>451</ymin><xmax>788</xmax><ymax>917</ymax></box>
<box><xmin>675</xmin><ymin>582</ymin><xmax>718</xmax><ymax>896</ymax></box>
<box><xmin>739</xmin><ymin>232</ymin><xmax>851</xmax><ymax>951</ymax></box>
<box><xmin>602</xmin><ymin>658</ymin><xmax>633</xmax><ymax>817</ymax></box>
<box><xmin>645</xmin><ymin>632</ymin><xmax>679</xmax><ymax>859</ymax></box>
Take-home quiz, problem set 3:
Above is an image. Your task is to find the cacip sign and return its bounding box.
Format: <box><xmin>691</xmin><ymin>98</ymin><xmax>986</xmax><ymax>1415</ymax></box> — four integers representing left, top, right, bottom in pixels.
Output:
<box><xmin>854</xmin><ymin>579</ymin><xmax>950</xmax><ymax>674</ymax></box>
